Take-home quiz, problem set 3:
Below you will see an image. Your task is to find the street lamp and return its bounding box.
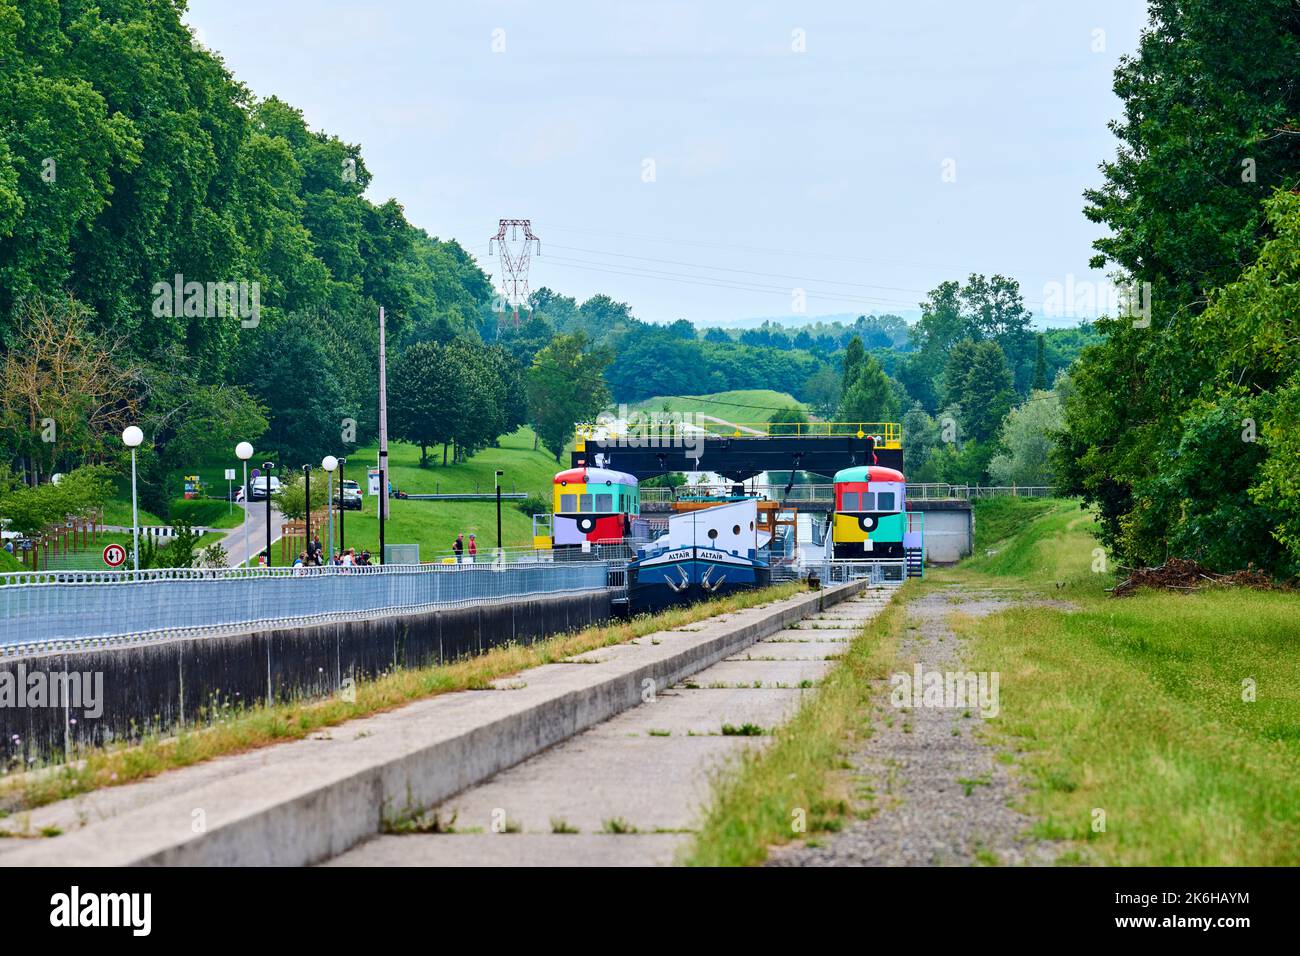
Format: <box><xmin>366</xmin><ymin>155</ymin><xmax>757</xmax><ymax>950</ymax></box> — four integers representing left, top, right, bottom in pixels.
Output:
<box><xmin>263</xmin><ymin>461</ymin><xmax>274</xmax><ymax>568</ymax></box>
<box><xmin>236</xmin><ymin>441</ymin><xmax>253</xmax><ymax>568</ymax></box>
<box><xmin>322</xmin><ymin>456</ymin><xmax>338</xmax><ymax>559</ymax></box>
<box><xmin>495</xmin><ymin>469</ymin><xmax>504</xmax><ymax>558</ymax></box>
<box><xmin>122</xmin><ymin>426</ymin><xmax>144</xmax><ymax>573</ymax></box>
<box><xmin>302</xmin><ymin>463</ymin><xmax>312</xmax><ymax>558</ymax></box>
<box><xmin>337</xmin><ymin>457</ymin><xmax>347</xmax><ymax>552</ymax></box>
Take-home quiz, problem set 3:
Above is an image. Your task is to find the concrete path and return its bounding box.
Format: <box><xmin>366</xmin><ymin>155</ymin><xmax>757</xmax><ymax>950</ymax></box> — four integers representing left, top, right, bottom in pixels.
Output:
<box><xmin>767</xmin><ymin>584</ymin><xmax>1060</xmax><ymax>867</ymax></box>
<box><xmin>1</xmin><ymin>584</ymin><xmax>866</xmax><ymax>865</ymax></box>
<box><xmin>327</xmin><ymin>589</ymin><xmax>893</xmax><ymax>866</ymax></box>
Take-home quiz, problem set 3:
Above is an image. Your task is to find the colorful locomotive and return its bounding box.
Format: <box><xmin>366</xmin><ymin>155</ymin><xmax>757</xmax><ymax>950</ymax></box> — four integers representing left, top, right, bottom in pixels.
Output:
<box><xmin>551</xmin><ymin>466</ymin><xmax>640</xmax><ymax>548</ymax></box>
<box><xmin>831</xmin><ymin>464</ymin><xmax>907</xmax><ymax>558</ymax></box>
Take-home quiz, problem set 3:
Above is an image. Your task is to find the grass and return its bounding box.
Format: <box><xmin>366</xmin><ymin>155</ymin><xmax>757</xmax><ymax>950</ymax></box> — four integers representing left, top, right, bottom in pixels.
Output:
<box><xmin>949</xmin><ymin>500</ymin><xmax>1300</xmax><ymax>865</ymax></box>
<box><xmin>0</xmin><ymin>581</ymin><xmax>803</xmax><ymax>816</ymax></box>
<box><xmin>624</xmin><ymin>389</ymin><xmax>806</xmax><ymax>420</ymax></box>
<box><xmin>972</xmin><ymin>497</ymin><xmax>1062</xmax><ymax>554</ymax></box>
<box><xmin>686</xmin><ymin>589</ymin><xmax>907</xmax><ymax>866</ymax></box>
<box><xmin>689</xmin><ymin>496</ymin><xmax>1300</xmax><ymax>866</ymax></box>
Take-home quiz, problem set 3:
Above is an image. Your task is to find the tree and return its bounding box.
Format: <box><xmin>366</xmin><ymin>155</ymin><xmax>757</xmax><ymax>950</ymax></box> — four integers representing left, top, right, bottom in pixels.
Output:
<box><xmin>1031</xmin><ymin>335</ymin><xmax>1048</xmax><ymax>391</ymax></box>
<box><xmin>803</xmin><ymin>365</ymin><xmax>841</xmax><ymax>418</ymax></box>
<box><xmin>768</xmin><ymin>405</ymin><xmax>809</xmax><ymax>435</ymax></box>
<box><xmin>960</xmin><ymin>341</ymin><xmax>1016</xmax><ymax>444</ymax></box>
<box><xmin>0</xmin><ymin>295</ymin><xmax>142</xmax><ymax>485</ymax></box>
<box><xmin>838</xmin><ymin>353</ymin><xmax>898</xmax><ymax>423</ymax></box>
<box><xmin>901</xmin><ymin>402</ymin><xmax>940</xmax><ymax>477</ymax></box>
<box><xmin>389</xmin><ymin>341</ymin><xmax>458</xmax><ymax>466</ymax></box>
<box><xmin>1057</xmin><ymin>0</ymin><xmax>1300</xmax><ymax>571</ymax></box>
<box><xmin>526</xmin><ymin>333</ymin><xmax>612</xmax><ymax>462</ymax></box>
<box><xmin>988</xmin><ymin>391</ymin><xmax>1063</xmax><ymax>486</ymax></box>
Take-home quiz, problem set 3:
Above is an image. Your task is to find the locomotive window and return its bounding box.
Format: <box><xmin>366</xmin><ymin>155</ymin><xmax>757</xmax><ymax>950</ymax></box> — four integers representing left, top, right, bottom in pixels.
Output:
<box><xmin>861</xmin><ymin>492</ymin><xmax>875</xmax><ymax>510</ymax></box>
<box><xmin>579</xmin><ymin>493</ymin><xmax>593</xmax><ymax>513</ymax></box>
<box><xmin>595</xmin><ymin>493</ymin><xmax>613</xmax><ymax>512</ymax></box>
<box><xmin>876</xmin><ymin>491</ymin><xmax>896</xmax><ymax>511</ymax></box>
<box><xmin>560</xmin><ymin>494</ymin><xmax>577</xmax><ymax>513</ymax></box>
<box><xmin>841</xmin><ymin>491</ymin><xmax>859</xmax><ymax>511</ymax></box>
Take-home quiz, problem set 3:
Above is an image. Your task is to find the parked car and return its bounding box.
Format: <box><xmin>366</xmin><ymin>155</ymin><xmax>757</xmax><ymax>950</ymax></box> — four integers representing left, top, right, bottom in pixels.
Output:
<box><xmin>340</xmin><ymin>479</ymin><xmax>363</xmax><ymax>510</ymax></box>
<box><xmin>248</xmin><ymin>475</ymin><xmax>281</xmax><ymax>501</ymax></box>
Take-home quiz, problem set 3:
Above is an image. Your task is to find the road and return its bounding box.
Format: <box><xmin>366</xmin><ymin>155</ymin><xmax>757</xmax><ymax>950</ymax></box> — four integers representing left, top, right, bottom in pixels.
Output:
<box><xmin>216</xmin><ymin>500</ymin><xmax>285</xmax><ymax>566</ymax></box>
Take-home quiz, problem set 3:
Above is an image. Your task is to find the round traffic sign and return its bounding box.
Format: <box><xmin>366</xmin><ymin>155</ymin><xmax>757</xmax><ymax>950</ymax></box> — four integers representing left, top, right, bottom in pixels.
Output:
<box><xmin>103</xmin><ymin>543</ymin><xmax>127</xmax><ymax>568</ymax></box>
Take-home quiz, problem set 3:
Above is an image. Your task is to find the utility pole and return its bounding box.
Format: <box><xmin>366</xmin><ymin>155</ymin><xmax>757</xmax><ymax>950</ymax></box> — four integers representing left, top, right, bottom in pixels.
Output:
<box><xmin>378</xmin><ymin>306</ymin><xmax>389</xmax><ymax>564</ymax></box>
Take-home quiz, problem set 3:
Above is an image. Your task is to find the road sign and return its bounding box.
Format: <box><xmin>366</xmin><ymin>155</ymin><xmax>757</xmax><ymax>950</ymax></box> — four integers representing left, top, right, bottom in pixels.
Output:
<box><xmin>103</xmin><ymin>543</ymin><xmax>127</xmax><ymax>568</ymax></box>
<box><xmin>224</xmin><ymin>468</ymin><xmax>236</xmax><ymax>480</ymax></box>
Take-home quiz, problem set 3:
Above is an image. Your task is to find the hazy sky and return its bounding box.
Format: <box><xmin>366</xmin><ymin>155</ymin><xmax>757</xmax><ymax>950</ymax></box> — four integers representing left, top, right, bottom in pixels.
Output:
<box><xmin>185</xmin><ymin>0</ymin><xmax>1149</xmax><ymax>328</ymax></box>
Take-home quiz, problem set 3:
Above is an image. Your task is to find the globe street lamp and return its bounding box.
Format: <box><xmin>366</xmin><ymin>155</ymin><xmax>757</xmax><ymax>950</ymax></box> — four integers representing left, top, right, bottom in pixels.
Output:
<box><xmin>122</xmin><ymin>426</ymin><xmax>144</xmax><ymax>573</ymax></box>
<box><xmin>236</xmin><ymin>441</ymin><xmax>253</xmax><ymax>568</ymax></box>
<box><xmin>322</xmin><ymin>456</ymin><xmax>338</xmax><ymax>559</ymax></box>
<box><xmin>263</xmin><ymin>460</ymin><xmax>274</xmax><ymax>568</ymax></box>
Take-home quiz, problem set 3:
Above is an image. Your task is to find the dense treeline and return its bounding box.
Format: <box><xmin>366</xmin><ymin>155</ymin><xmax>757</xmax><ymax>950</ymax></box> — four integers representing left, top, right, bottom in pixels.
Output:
<box><xmin>1054</xmin><ymin>0</ymin><xmax>1300</xmax><ymax>576</ymax></box>
<box><xmin>1</xmin><ymin>0</ymin><xmax>1103</xmax><ymax>545</ymax></box>
<box><xmin>0</xmin><ymin>0</ymin><xmax>493</xmax><ymax>517</ymax></box>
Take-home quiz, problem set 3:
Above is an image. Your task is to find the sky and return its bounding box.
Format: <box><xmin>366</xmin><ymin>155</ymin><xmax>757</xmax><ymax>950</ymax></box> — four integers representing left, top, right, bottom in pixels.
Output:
<box><xmin>185</xmin><ymin>0</ymin><xmax>1150</xmax><ymax>329</ymax></box>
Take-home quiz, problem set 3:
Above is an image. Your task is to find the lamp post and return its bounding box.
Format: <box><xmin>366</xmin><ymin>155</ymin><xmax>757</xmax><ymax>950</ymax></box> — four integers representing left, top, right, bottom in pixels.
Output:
<box><xmin>263</xmin><ymin>461</ymin><xmax>274</xmax><ymax>567</ymax></box>
<box><xmin>495</xmin><ymin>469</ymin><xmax>504</xmax><ymax>558</ymax></box>
<box><xmin>302</xmin><ymin>463</ymin><xmax>312</xmax><ymax>558</ymax></box>
<box><xmin>322</xmin><ymin>456</ymin><xmax>338</xmax><ymax>559</ymax></box>
<box><xmin>122</xmin><ymin>426</ymin><xmax>144</xmax><ymax>573</ymax></box>
<box><xmin>236</xmin><ymin>442</ymin><xmax>254</xmax><ymax>568</ymax></box>
<box><xmin>337</xmin><ymin>457</ymin><xmax>347</xmax><ymax>553</ymax></box>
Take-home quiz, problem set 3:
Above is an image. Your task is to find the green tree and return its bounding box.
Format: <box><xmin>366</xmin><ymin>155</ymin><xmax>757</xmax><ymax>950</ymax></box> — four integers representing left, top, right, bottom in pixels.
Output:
<box><xmin>768</xmin><ymin>405</ymin><xmax>809</xmax><ymax>435</ymax></box>
<box><xmin>838</xmin><ymin>353</ymin><xmax>898</xmax><ymax>423</ymax></box>
<box><xmin>1031</xmin><ymin>335</ymin><xmax>1048</xmax><ymax>391</ymax></box>
<box><xmin>526</xmin><ymin>333</ymin><xmax>612</xmax><ymax>462</ymax></box>
<box><xmin>988</xmin><ymin>390</ymin><xmax>1063</xmax><ymax>486</ymax></box>
<box><xmin>960</xmin><ymin>341</ymin><xmax>1015</xmax><ymax>444</ymax></box>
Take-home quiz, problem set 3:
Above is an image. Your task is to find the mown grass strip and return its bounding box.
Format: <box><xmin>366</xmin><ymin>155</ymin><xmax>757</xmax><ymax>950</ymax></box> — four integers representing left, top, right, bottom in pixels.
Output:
<box><xmin>1</xmin><ymin>582</ymin><xmax>802</xmax><ymax>816</ymax></box>
<box><xmin>685</xmin><ymin>585</ymin><xmax>914</xmax><ymax>866</ymax></box>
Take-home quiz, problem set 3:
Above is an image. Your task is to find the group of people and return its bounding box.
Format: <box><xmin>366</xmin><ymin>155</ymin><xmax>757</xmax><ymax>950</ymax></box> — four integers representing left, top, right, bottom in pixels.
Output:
<box><xmin>284</xmin><ymin>536</ymin><xmax>373</xmax><ymax>568</ymax></box>
<box><xmin>452</xmin><ymin>532</ymin><xmax>478</xmax><ymax>563</ymax></box>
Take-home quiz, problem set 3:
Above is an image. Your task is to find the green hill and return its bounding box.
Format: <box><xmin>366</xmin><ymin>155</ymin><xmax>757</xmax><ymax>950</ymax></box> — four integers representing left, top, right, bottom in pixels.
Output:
<box><xmin>624</xmin><ymin>389</ymin><xmax>806</xmax><ymax>421</ymax></box>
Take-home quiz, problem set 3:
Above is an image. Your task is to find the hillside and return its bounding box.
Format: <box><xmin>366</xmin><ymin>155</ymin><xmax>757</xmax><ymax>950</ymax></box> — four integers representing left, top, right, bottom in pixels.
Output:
<box><xmin>623</xmin><ymin>389</ymin><xmax>806</xmax><ymax>421</ymax></box>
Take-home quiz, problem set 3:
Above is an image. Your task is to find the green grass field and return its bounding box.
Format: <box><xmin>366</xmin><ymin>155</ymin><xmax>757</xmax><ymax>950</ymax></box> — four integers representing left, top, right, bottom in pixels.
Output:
<box><xmin>950</xmin><ymin>499</ymin><xmax>1300</xmax><ymax>865</ymax></box>
<box><xmin>690</xmin><ymin>497</ymin><xmax>1300</xmax><ymax>865</ymax></box>
<box><xmin>624</xmin><ymin>389</ymin><xmax>806</xmax><ymax>420</ymax></box>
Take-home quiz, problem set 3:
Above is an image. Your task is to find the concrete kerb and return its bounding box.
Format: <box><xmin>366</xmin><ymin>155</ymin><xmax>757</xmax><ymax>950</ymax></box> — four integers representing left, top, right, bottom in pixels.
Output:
<box><xmin>2</xmin><ymin>581</ymin><xmax>867</xmax><ymax>867</ymax></box>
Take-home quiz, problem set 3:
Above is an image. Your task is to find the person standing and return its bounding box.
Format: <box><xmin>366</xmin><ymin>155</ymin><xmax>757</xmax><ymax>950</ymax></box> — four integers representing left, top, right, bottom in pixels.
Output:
<box><xmin>468</xmin><ymin>533</ymin><xmax>477</xmax><ymax>562</ymax></box>
<box><xmin>453</xmin><ymin>533</ymin><xmax>464</xmax><ymax>564</ymax></box>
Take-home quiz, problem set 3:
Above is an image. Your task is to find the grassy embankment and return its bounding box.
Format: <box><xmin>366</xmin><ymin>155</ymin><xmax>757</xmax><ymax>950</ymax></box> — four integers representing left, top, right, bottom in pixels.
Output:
<box><xmin>690</xmin><ymin>498</ymin><xmax>1300</xmax><ymax>866</ymax></box>
<box><xmin>0</xmin><ymin>581</ymin><xmax>802</xmax><ymax>820</ymax></box>
<box><xmin>625</xmin><ymin>389</ymin><xmax>805</xmax><ymax>419</ymax></box>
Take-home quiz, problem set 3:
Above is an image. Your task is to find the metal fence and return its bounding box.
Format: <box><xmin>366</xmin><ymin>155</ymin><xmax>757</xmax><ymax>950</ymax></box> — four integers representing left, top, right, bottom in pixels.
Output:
<box><xmin>0</xmin><ymin>561</ymin><xmax>611</xmax><ymax>651</ymax></box>
<box><xmin>810</xmin><ymin>559</ymin><xmax>908</xmax><ymax>586</ymax></box>
<box><xmin>641</xmin><ymin>483</ymin><xmax>1054</xmax><ymax>504</ymax></box>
